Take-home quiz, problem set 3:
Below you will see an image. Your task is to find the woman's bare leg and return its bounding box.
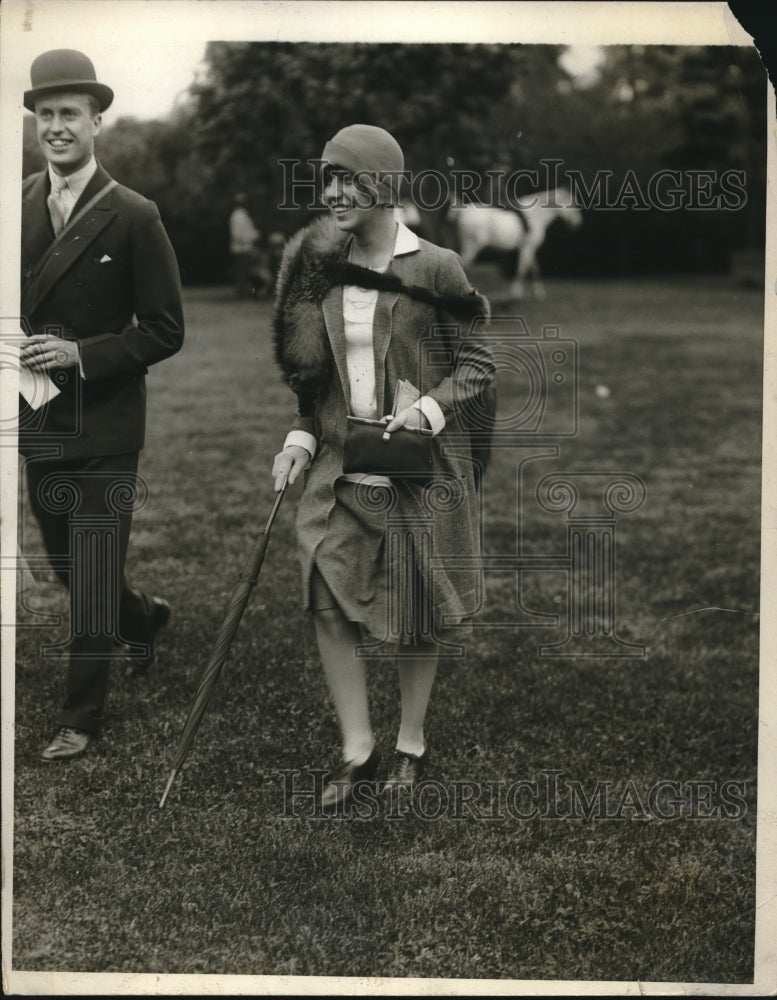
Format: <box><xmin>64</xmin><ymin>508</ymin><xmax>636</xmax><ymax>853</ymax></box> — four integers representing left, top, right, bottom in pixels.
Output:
<box><xmin>313</xmin><ymin>605</ymin><xmax>374</xmax><ymax>763</ymax></box>
<box><xmin>396</xmin><ymin>640</ymin><xmax>439</xmax><ymax>756</ymax></box>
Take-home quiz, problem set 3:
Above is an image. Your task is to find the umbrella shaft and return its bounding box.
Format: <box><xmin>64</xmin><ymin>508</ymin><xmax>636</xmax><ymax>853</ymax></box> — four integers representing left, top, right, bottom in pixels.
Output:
<box><xmin>161</xmin><ymin>483</ymin><xmax>288</xmax><ymax>805</ymax></box>
<box><xmin>263</xmin><ymin>485</ymin><xmax>286</xmax><ymax>533</ymax></box>
<box><xmin>159</xmin><ymin>768</ymin><xmax>177</xmax><ymax>808</ymax></box>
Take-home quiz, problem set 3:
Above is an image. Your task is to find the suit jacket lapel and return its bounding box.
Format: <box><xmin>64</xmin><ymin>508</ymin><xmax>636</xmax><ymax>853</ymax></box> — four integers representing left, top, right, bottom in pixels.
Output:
<box><xmin>68</xmin><ymin>162</ymin><xmax>112</xmax><ymax>217</ymax></box>
<box><xmin>371</xmin><ymin>287</ymin><xmax>400</xmax><ymax>416</ymax></box>
<box><xmin>322</xmin><ymin>286</ymin><xmax>350</xmax><ymax>410</ymax></box>
<box><xmin>374</xmin><ymin>247</ymin><xmax>418</xmax><ymax>414</ymax></box>
<box><xmin>22</xmin><ymin>165</ymin><xmax>117</xmax><ymax>318</ymax></box>
<box><xmin>21</xmin><ymin>171</ymin><xmax>53</xmax><ymax>278</ymax></box>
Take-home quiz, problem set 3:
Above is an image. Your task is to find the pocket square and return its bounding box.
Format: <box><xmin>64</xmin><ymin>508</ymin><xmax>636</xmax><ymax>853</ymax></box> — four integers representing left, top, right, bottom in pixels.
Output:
<box><xmin>99</xmin><ymin>254</ymin><xmax>112</xmax><ymax>263</ymax></box>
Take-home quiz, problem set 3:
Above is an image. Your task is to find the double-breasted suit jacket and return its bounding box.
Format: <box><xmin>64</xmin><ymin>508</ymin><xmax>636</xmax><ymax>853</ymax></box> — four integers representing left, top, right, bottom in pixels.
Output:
<box><xmin>20</xmin><ymin>161</ymin><xmax>184</xmax><ymax>459</ymax></box>
<box><xmin>20</xmin><ymin>161</ymin><xmax>185</xmax><ymax>733</ymax></box>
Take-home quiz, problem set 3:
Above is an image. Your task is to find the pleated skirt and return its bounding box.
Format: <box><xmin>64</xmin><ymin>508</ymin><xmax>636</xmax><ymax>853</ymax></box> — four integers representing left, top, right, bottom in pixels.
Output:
<box><xmin>307</xmin><ymin>479</ymin><xmax>439</xmax><ymax>645</ymax></box>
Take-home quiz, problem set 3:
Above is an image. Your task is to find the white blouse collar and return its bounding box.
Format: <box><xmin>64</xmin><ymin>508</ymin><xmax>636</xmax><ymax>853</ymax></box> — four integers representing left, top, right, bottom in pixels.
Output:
<box><xmin>393</xmin><ymin>220</ymin><xmax>420</xmax><ymax>257</ymax></box>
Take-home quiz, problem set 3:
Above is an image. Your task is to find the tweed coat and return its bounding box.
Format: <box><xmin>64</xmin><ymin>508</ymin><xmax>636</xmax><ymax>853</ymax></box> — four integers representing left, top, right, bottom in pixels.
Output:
<box><xmin>20</xmin><ymin>161</ymin><xmax>184</xmax><ymax>460</ymax></box>
<box><xmin>274</xmin><ymin>216</ymin><xmax>495</xmax><ymax>637</ymax></box>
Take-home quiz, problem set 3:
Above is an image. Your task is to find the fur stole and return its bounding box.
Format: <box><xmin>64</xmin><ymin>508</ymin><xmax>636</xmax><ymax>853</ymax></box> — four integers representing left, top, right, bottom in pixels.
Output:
<box><xmin>273</xmin><ymin>214</ymin><xmax>490</xmax><ymax>409</ymax></box>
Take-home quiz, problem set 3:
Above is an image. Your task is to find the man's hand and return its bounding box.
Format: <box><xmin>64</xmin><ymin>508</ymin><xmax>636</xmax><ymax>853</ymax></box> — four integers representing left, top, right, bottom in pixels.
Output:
<box><xmin>19</xmin><ymin>334</ymin><xmax>80</xmax><ymax>372</ymax></box>
<box><xmin>382</xmin><ymin>405</ymin><xmax>430</xmax><ymax>437</ymax></box>
<box><xmin>272</xmin><ymin>445</ymin><xmax>310</xmax><ymax>492</ymax></box>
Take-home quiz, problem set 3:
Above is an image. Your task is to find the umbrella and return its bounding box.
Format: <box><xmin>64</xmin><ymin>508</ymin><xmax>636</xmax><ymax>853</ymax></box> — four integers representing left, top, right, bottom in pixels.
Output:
<box><xmin>159</xmin><ymin>481</ymin><xmax>287</xmax><ymax>808</ymax></box>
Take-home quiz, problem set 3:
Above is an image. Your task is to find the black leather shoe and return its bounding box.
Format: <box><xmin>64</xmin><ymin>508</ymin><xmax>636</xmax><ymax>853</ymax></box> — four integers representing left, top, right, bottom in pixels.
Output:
<box><xmin>40</xmin><ymin>727</ymin><xmax>94</xmax><ymax>762</ymax></box>
<box><xmin>130</xmin><ymin>597</ymin><xmax>171</xmax><ymax>671</ymax></box>
<box><xmin>383</xmin><ymin>748</ymin><xmax>428</xmax><ymax>793</ymax></box>
<box><xmin>321</xmin><ymin>747</ymin><xmax>381</xmax><ymax>810</ymax></box>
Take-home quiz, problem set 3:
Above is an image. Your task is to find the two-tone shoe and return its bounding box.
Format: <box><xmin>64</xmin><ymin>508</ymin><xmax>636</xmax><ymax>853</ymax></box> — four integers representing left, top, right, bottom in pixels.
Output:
<box><xmin>383</xmin><ymin>750</ymin><xmax>429</xmax><ymax>791</ymax></box>
<box><xmin>382</xmin><ymin>749</ymin><xmax>428</xmax><ymax>815</ymax></box>
<box><xmin>383</xmin><ymin>748</ymin><xmax>428</xmax><ymax>792</ymax></box>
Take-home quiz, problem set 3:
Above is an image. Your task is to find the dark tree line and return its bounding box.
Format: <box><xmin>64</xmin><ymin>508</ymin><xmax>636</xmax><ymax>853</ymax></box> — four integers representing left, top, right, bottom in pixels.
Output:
<box><xmin>23</xmin><ymin>43</ymin><xmax>768</xmax><ymax>284</ymax></box>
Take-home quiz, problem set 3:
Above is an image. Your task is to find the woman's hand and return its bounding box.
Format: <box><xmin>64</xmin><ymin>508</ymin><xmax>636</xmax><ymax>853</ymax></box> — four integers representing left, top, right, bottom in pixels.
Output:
<box><xmin>382</xmin><ymin>405</ymin><xmax>430</xmax><ymax>437</ymax></box>
<box><xmin>272</xmin><ymin>445</ymin><xmax>310</xmax><ymax>492</ymax></box>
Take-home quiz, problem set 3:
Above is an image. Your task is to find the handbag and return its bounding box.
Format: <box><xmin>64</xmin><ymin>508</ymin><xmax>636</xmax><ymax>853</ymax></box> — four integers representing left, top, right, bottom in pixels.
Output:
<box><xmin>343</xmin><ymin>416</ymin><xmax>435</xmax><ymax>484</ymax></box>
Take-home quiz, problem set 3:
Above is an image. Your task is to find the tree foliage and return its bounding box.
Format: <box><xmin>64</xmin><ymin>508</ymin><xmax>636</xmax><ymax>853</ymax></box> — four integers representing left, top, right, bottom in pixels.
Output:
<box><xmin>21</xmin><ymin>42</ymin><xmax>768</xmax><ymax>282</ymax></box>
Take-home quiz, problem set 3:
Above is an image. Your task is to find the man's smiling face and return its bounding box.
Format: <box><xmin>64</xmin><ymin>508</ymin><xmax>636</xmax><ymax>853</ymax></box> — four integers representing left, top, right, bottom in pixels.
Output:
<box><xmin>35</xmin><ymin>91</ymin><xmax>101</xmax><ymax>176</ymax></box>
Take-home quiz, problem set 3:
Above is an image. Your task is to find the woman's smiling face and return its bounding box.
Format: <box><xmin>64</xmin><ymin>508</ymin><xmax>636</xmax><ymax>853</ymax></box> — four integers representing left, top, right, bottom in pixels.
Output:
<box><xmin>322</xmin><ymin>166</ymin><xmax>385</xmax><ymax>234</ymax></box>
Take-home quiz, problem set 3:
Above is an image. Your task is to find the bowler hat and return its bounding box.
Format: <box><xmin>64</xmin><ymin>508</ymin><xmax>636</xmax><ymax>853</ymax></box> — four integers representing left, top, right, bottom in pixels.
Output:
<box><xmin>24</xmin><ymin>49</ymin><xmax>113</xmax><ymax>112</ymax></box>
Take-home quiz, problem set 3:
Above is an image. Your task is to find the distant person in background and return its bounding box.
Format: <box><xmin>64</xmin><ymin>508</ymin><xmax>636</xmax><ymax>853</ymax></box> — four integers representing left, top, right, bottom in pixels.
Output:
<box><xmin>19</xmin><ymin>49</ymin><xmax>184</xmax><ymax>761</ymax></box>
<box><xmin>229</xmin><ymin>192</ymin><xmax>259</xmax><ymax>298</ymax></box>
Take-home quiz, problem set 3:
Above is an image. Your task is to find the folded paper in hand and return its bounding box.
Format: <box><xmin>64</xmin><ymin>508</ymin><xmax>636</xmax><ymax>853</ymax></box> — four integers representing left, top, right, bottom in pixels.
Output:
<box><xmin>19</xmin><ymin>367</ymin><xmax>61</xmax><ymax>410</ymax></box>
<box><xmin>393</xmin><ymin>378</ymin><xmax>420</xmax><ymax>414</ymax></box>
<box><xmin>3</xmin><ymin>341</ymin><xmax>61</xmax><ymax>410</ymax></box>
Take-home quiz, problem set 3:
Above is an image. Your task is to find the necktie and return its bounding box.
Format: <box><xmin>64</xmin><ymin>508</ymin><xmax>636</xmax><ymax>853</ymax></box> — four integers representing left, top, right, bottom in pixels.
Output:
<box><xmin>47</xmin><ymin>174</ymin><xmax>70</xmax><ymax>236</ymax></box>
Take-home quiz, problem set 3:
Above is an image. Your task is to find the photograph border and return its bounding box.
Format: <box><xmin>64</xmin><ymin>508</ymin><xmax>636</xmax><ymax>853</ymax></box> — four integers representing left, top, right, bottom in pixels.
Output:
<box><xmin>1</xmin><ymin>1</ymin><xmax>774</xmax><ymax>995</ymax></box>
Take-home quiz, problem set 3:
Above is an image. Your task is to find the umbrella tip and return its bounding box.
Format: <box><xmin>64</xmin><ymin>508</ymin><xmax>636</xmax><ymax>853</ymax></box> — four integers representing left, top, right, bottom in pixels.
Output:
<box><xmin>159</xmin><ymin>769</ymin><xmax>177</xmax><ymax>809</ymax></box>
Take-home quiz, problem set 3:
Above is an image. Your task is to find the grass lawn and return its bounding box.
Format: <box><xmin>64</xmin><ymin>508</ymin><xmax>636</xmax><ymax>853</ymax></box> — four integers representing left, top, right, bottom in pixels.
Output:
<box><xmin>11</xmin><ymin>271</ymin><xmax>762</xmax><ymax>985</ymax></box>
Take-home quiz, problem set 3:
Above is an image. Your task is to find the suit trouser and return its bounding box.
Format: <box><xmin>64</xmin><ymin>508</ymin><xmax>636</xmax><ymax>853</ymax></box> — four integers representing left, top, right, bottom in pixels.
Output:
<box><xmin>24</xmin><ymin>452</ymin><xmax>156</xmax><ymax>734</ymax></box>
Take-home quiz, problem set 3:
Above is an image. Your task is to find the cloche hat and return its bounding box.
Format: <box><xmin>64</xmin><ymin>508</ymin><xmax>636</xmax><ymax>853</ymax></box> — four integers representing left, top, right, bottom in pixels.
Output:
<box><xmin>24</xmin><ymin>49</ymin><xmax>114</xmax><ymax>112</ymax></box>
<box><xmin>322</xmin><ymin>124</ymin><xmax>405</xmax><ymax>203</ymax></box>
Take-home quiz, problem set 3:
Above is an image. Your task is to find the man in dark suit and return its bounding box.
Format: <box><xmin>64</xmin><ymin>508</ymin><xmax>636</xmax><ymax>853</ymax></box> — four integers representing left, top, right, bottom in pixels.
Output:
<box><xmin>19</xmin><ymin>49</ymin><xmax>184</xmax><ymax>761</ymax></box>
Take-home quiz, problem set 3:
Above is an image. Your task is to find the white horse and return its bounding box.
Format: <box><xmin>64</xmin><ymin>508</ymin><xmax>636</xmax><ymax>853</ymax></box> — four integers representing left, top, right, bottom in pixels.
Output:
<box><xmin>449</xmin><ymin>186</ymin><xmax>583</xmax><ymax>299</ymax></box>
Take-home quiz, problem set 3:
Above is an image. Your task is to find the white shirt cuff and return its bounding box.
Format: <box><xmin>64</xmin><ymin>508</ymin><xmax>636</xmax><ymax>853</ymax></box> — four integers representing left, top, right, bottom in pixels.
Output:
<box><xmin>412</xmin><ymin>396</ymin><xmax>446</xmax><ymax>435</ymax></box>
<box><xmin>284</xmin><ymin>429</ymin><xmax>317</xmax><ymax>459</ymax></box>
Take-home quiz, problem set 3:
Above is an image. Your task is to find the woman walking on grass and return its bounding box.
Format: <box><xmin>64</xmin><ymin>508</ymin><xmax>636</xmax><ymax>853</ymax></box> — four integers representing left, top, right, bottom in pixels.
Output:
<box><xmin>271</xmin><ymin>124</ymin><xmax>494</xmax><ymax>809</ymax></box>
